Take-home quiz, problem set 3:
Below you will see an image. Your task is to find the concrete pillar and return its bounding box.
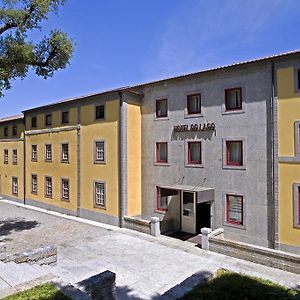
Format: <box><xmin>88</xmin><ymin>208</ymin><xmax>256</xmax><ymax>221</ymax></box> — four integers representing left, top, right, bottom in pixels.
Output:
<box><xmin>201</xmin><ymin>227</ymin><xmax>212</xmax><ymax>250</ymax></box>
<box><xmin>150</xmin><ymin>217</ymin><xmax>160</xmax><ymax>236</ymax></box>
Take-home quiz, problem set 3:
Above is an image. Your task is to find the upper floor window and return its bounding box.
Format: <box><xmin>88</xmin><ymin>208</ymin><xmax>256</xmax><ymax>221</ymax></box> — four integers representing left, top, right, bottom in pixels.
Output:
<box><xmin>12</xmin><ymin>126</ymin><xmax>17</xmax><ymax>136</ymax></box>
<box><xmin>4</xmin><ymin>149</ymin><xmax>8</xmax><ymax>164</ymax></box>
<box><xmin>61</xmin><ymin>143</ymin><xmax>69</xmax><ymax>162</ymax></box>
<box><xmin>31</xmin><ymin>144</ymin><xmax>37</xmax><ymax>162</ymax></box>
<box><xmin>94</xmin><ymin>181</ymin><xmax>105</xmax><ymax>207</ymax></box>
<box><xmin>45</xmin><ymin>144</ymin><xmax>52</xmax><ymax>162</ymax></box>
<box><xmin>12</xmin><ymin>177</ymin><xmax>18</xmax><ymax>196</ymax></box>
<box><xmin>95</xmin><ymin>105</ymin><xmax>105</xmax><ymax>120</ymax></box>
<box><xmin>62</xmin><ymin>111</ymin><xmax>69</xmax><ymax>124</ymax></box>
<box><xmin>45</xmin><ymin>114</ymin><xmax>52</xmax><ymax>126</ymax></box>
<box><xmin>94</xmin><ymin>141</ymin><xmax>105</xmax><ymax>163</ymax></box>
<box><xmin>61</xmin><ymin>178</ymin><xmax>70</xmax><ymax>201</ymax></box>
<box><xmin>31</xmin><ymin>174</ymin><xmax>38</xmax><ymax>194</ymax></box>
<box><xmin>297</xmin><ymin>69</ymin><xmax>300</xmax><ymax>90</ymax></box>
<box><xmin>12</xmin><ymin>149</ymin><xmax>17</xmax><ymax>165</ymax></box>
<box><xmin>225</xmin><ymin>87</ymin><xmax>242</xmax><ymax>111</ymax></box>
<box><xmin>156</xmin><ymin>142</ymin><xmax>168</xmax><ymax>163</ymax></box>
<box><xmin>156</xmin><ymin>99</ymin><xmax>168</xmax><ymax>118</ymax></box>
<box><xmin>226</xmin><ymin>194</ymin><xmax>243</xmax><ymax>225</ymax></box>
<box><xmin>226</xmin><ymin>141</ymin><xmax>243</xmax><ymax>166</ymax></box>
<box><xmin>45</xmin><ymin>176</ymin><xmax>52</xmax><ymax>198</ymax></box>
<box><xmin>31</xmin><ymin>116</ymin><xmax>37</xmax><ymax>128</ymax></box>
<box><xmin>4</xmin><ymin>127</ymin><xmax>8</xmax><ymax>137</ymax></box>
<box><xmin>188</xmin><ymin>142</ymin><xmax>202</xmax><ymax>165</ymax></box>
<box><xmin>187</xmin><ymin>94</ymin><xmax>201</xmax><ymax>115</ymax></box>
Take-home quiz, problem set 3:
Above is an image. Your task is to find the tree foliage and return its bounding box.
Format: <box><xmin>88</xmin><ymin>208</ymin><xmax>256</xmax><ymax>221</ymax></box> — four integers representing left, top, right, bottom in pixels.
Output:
<box><xmin>0</xmin><ymin>0</ymin><xmax>74</xmax><ymax>96</ymax></box>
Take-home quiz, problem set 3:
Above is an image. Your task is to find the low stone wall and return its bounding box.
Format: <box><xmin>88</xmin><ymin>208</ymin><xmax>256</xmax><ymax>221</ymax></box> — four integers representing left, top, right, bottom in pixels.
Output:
<box><xmin>123</xmin><ymin>216</ymin><xmax>151</xmax><ymax>234</ymax></box>
<box><xmin>0</xmin><ymin>245</ymin><xmax>57</xmax><ymax>265</ymax></box>
<box><xmin>76</xmin><ymin>270</ymin><xmax>116</xmax><ymax>300</ymax></box>
<box><xmin>209</xmin><ymin>236</ymin><xmax>300</xmax><ymax>274</ymax></box>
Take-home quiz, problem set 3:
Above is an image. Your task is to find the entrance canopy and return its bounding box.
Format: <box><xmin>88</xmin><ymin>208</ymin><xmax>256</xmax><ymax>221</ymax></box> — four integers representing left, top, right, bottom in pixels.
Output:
<box><xmin>158</xmin><ymin>184</ymin><xmax>214</xmax><ymax>204</ymax></box>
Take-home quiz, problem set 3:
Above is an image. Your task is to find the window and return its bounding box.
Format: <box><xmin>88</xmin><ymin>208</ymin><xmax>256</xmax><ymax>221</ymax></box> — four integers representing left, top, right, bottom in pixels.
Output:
<box><xmin>188</xmin><ymin>142</ymin><xmax>201</xmax><ymax>164</ymax></box>
<box><xmin>61</xmin><ymin>143</ymin><xmax>69</xmax><ymax>162</ymax></box>
<box><xmin>94</xmin><ymin>141</ymin><xmax>105</xmax><ymax>163</ymax></box>
<box><xmin>94</xmin><ymin>181</ymin><xmax>105</xmax><ymax>207</ymax></box>
<box><xmin>31</xmin><ymin>174</ymin><xmax>37</xmax><ymax>194</ymax></box>
<box><xmin>12</xmin><ymin>126</ymin><xmax>17</xmax><ymax>136</ymax></box>
<box><xmin>45</xmin><ymin>144</ymin><xmax>52</xmax><ymax>161</ymax></box>
<box><xmin>156</xmin><ymin>142</ymin><xmax>168</xmax><ymax>163</ymax></box>
<box><xmin>45</xmin><ymin>176</ymin><xmax>52</xmax><ymax>198</ymax></box>
<box><xmin>4</xmin><ymin>127</ymin><xmax>8</xmax><ymax>137</ymax></box>
<box><xmin>4</xmin><ymin>149</ymin><xmax>8</xmax><ymax>164</ymax></box>
<box><xmin>61</xmin><ymin>178</ymin><xmax>70</xmax><ymax>201</ymax></box>
<box><xmin>187</xmin><ymin>94</ymin><xmax>201</xmax><ymax>115</ymax></box>
<box><xmin>293</xmin><ymin>184</ymin><xmax>300</xmax><ymax>228</ymax></box>
<box><xmin>62</xmin><ymin>111</ymin><xmax>69</xmax><ymax>124</ymax></box>
<box><xmin>298</xmin><ymin>69</ymin><xmax>300</xmax><ymax>90</ymax></box>
<box><xmin>95</xmin><ymin>105</ymin><xmax>105</xmax><ymax>120</ymax></box>
<box><xmin>226</xmin><ymin>141</ymin><xmax>243</xmax><ymax>166</ymax></box>
<box><xmin>156</xmin><ymin>99</ymin><xmax>168</xmax><ymax>118</ymax></box>
<box><xmin>225</xmin><ymin>88</ymin><xmax>242</xmax><ymax>111</ymax></box>
<box><xmin>12</xmin><ymin>177</ymin><xmax>18</xmax><ymax>196</ymax></box>
<box><xmin>226</xmin><ymin>194</ymin><xmax>243</xmax><ymax>225</ymax></box>
<box><xmin>31</xmin><ymin>117</ymin><xmax>37</xmax><ymax>128</ymax></box>
<box><xmin>156</xmin><ymin>187</ymin><xmax>178</xmax><ymax>211</ymax></box>
<box><xmin>12</xmin><ymin>149</ymin><xmax>17</xmax><ymax>165</ymax></box>
<box><xmin>45</xmin><ymin>114</ymin><xmax>52</xmax><ymax>126</ymax></box>
<box><xmin>31</xmin><ymin>145</ymin><xmax>37</xmax><ymax>161</ymax></box>
<box><xmin>297</xmin><ymin>187</ymin><xmax>300</xmax><ymax>226</ymax></box>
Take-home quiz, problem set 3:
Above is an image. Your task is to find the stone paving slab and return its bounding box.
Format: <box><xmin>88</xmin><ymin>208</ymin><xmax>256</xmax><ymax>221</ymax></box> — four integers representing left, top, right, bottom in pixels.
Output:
<box><xmin>0</xmin><ymin>200</ymin><xmax>300</xmax><ymax>299</ymax></box>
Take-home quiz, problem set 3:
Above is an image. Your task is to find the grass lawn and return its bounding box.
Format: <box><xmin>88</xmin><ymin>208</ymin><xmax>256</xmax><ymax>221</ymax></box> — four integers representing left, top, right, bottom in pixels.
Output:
<box><xmin>2</xmin><ymin>283</ymin><xmax>70</xmax><ymax>300</ymax></box>
<box><xmin>181</xmin><ymin>269</ymin><xmax>299</xmax><ymax>300</ymax></box>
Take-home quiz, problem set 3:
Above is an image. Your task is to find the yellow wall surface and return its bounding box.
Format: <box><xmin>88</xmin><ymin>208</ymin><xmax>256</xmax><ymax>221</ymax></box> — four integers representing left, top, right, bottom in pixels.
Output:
<box><xmin>25</xmin><ymin>129</ymin><xmax>78</xmax><ymax>212</ymax></box>
<box><xmin>0</xmin><ymin>120</ymin><xmax>24</xmax><ymax>139</ymax></box>
<box><xmin>277</xmin><ymin>66</ymin><xmax>300</xmax><ymax>247</ymax></box>
<box><xmin>80</xmin><ymin>99</ymin><xmax>120</xmax><ymax>217</ymax></box>
<box><xmin>0</xmin><ymin>140</ymin><xmax>24</xmax><ymax>200</ymax></box>
<box><xmin>127</xmin><ymin>103</ymin><xmax>142</xmax><ymax>216</ymax></box>
<box><xmin>25</xmin><ymin>107</ymin><xmax>78</xmax><ymax>130</ymax></box>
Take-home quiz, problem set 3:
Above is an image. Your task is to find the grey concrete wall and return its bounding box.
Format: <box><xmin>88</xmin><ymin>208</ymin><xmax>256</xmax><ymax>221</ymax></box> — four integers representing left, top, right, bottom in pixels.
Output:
<box><xmin>123</xmin><ymin>216</ymin><xmax>151</xmax><ymax>234</ymax></box>
<box><xmin>138</xmin><ymin>61</ymin><xmax>273</xmax><ymax>247</ymax></box>
<box><xmin>209</xmin><ymin>236</ymin><xmax>300</xmax><ymax>274</ymax></box>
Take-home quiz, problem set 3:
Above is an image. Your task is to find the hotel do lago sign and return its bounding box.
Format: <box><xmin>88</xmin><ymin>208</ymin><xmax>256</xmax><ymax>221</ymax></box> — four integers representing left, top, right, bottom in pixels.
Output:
<box><xmin>173</xmin><ymin>122</ymin><xmax>216</xmax><ymax>132</ymax></box>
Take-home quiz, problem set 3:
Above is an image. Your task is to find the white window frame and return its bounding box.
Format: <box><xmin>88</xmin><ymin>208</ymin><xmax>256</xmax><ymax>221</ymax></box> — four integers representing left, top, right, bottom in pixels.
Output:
<box><xmin>45</xmin><ymin>144</ymin><xmax>52</xmax><ymax>162</ymax></box>
<box><xmin>94</xmin><ymin>140</ymin><xmax>106</xmax><ymax>163</ymax></box>
<box><xmin>94</xmin><ymin>180</ymin><xmax>105</xmax><ymax>208</ymax></box>
<box><xmin>12</xmin><ymin>149</ymin><xmax>17</xmax><ymax>165</ymax></box>
<box><xmin>45</xmin><ymin>176</ymin><xmax>52</xmax><ymax>198</ymax></box>
<box><xmin>61</xmin><ymin>178</ymin><xmax>70</xmax><ymax>201</ymax></box>
<box><xmin>31</xmin><ymin>144</ymin><xmax>37</xmax><ymax>162</ymax></box>
<box><xmin>31</xmin><ymin>174</ymin><xmax>38</xmax><ymax>194</ymax></box>
<box><xmin>12</xmin><ymin>177</ymin><xmax>18</xmax><ymax>196</ymax></box>
<box><xmin>4</xmin><ymin>149</ymin><xmax>8</xmax><ymax>164</ymax></box>
<box><xmin>61</xmin><ymin>143</ymin><xmax>69</xmax><ymax>162</ymax></box>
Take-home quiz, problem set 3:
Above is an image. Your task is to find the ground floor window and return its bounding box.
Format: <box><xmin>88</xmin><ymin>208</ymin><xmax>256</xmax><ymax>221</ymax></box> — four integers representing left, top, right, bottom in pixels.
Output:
<box><xmin>94</xmin><ymin>181</ymin><xmax>105</xmax><ymax>207</ymax></box>
<box><xmin>226</xmin><ymin>194</ymin><xmax>243</xmax><ymax>225</ymax></box>
<box><xmin>293</xmin><ymin>184</ymin><xmax>300</xmax><ymax>228</ymax></box>
<box><xmin>31</xmin><ymin>174</ymin><xmax>37</xmax><ymax>194</ymax></box>
<box><xmin>45</xmin><ymin>176</ymin><xmax>52</xmax><ymax>198</ymax></box>
<box><xmin>61</xmin><ymin>178</ymin><xmax>70</xmax><ymax>201</ymax></box>
<box><xmin>156</xmin><ymin>187</ymin><xmax>178</xmax><ymax>211</ymax></box>
<box><xmin>12</xmin><ymin>177</ymin><xmax>18</xmax><ymax>196</ymax></box>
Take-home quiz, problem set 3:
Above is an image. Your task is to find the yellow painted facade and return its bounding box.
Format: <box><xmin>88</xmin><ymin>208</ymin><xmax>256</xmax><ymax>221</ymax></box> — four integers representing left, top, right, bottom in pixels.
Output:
<box><xmin>0</xmin><ymin>118</ymin><xmax>25</xmax><ymax>201</ymax></box>
<box><xmin>127</xmin><ymin>103</ymin><xmax>142</xmax><ymax>216</ymax></box>
<box><xmin>277</xmin><ymin>66</ymin><xmax>300</xmax><ymax>248</ymax></box>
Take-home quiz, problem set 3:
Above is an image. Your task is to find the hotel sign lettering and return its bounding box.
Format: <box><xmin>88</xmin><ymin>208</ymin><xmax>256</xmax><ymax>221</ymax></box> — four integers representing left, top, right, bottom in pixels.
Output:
<box><xmin>173</xmin><ymin>123</ymin><xmax>216</xmax><ymax>132</ymax></box>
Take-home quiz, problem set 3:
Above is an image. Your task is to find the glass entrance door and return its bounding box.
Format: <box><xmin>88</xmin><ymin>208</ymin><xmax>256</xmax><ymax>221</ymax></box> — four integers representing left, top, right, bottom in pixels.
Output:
<box><xmin>181</xmin><ymin>191</ymin><xmax>196</xmax><ymax>234</ymax></box>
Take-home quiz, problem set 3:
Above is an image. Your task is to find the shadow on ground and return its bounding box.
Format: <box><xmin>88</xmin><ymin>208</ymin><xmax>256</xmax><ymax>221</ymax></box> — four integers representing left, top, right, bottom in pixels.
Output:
<box><xmin>0</xmin><ymin>218</ymin><xmax>39</xmax><ymax>236</ymax></box>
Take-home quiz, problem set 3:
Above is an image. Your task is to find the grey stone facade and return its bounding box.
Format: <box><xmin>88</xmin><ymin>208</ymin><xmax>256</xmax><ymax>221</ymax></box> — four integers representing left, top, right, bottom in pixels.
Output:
<box><xmin>138</xmin><ymin>61</ymin><xmax>274</xmax><ymax>247</ymax></box>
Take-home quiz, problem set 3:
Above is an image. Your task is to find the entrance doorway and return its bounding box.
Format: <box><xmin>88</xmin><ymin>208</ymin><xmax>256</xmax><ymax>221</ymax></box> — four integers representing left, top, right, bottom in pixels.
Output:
<box><xmin>181</xmin><ymin>191</ymin><xmax>196</xmax><ymax>234</ymax></box>
<box><xmin>196</xmin><ymin>202</ymin><xmax>211</xmax><ymax>233</ymax></box>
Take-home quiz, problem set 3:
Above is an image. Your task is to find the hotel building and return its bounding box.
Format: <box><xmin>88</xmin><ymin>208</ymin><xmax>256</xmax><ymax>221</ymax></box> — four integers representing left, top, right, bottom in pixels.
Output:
<box><xmin>0</xmin><ymin>50</ymin><xmax>299</xmax><ymax>255</ymax></box>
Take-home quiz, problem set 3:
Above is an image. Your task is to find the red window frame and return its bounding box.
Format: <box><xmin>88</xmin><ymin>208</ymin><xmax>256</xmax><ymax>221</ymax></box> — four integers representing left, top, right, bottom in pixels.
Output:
<box><xmin>156</xmin><ymin>142</ymin><xmax>168</xmax><ymax>163</ymax></box>
<box><xmin>226</xmin><ymin>140</ymin><xmax>243</xmax><ymax>166</ymax></box>
<box><xmin>187</xmin><ymin>93</ymin><xmax>201</xmax><ymax>115</ymax></box>
<box><xmin>188</xmin><ymin>141</ymin><xmax>202</xmax><ymax>164</ymax></box>
<box><xmin>156</xmin><ymin>187</ymin><xmax>168</xmax><ymax>212</ymax></box>
<box><xmin>225</xmin><ymin>87</ymin><xmax>242</xmax><ymax>111</ymax></box>
<box><xmin>156</xmin><ymin>99</ymin><xmax>168</xmax><ymax>118</ymax></box>
<box><xmin>226</xmin><ymin>194</ymin><xmax>243</xmax><ymax>225</ymax></box>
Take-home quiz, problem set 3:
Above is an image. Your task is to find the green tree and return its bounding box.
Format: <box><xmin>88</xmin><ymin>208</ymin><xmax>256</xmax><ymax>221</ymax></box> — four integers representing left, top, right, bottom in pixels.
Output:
<box><xmin>0</xmin><ymin>0</ymin><xmax>74</xmax><ymax>96</ymax></box>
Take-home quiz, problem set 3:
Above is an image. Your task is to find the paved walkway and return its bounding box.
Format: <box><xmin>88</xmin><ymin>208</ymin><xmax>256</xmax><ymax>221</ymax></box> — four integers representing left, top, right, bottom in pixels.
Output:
<box><xmin>0</xmin><ymin>199</ymin><xmax>300</xmax><ymax>299</ymax></box>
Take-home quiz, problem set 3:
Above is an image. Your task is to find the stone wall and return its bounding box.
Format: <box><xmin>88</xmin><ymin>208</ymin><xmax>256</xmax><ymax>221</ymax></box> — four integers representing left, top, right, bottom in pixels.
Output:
<box><xmin>123</xmin><ymin>216</ymin><xmax>151</xmax><ymax>234</ymax></box>
<box><xmin>209</xmin><ymin>236</ymin><xmax>300</xmax><ymax>274</ymax></box>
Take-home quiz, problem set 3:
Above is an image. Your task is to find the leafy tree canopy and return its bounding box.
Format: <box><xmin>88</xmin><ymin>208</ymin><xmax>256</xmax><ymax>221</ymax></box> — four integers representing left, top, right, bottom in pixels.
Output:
<box><xmin>0</xmin><ymin>0</ymin><xmax>74</xmax><ymax>96</ymax></box>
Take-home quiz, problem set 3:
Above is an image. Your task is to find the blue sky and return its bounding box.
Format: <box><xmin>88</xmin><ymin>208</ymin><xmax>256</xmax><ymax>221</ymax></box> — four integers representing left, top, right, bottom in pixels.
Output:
<box><xmin>1</xmin><ymin>0</ymin><xmax>300</xmax><ymax>117</ymax></box>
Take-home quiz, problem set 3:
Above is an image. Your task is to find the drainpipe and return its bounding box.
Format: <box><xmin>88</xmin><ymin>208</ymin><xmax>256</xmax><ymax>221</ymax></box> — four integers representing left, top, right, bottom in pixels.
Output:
<box><xmin>23</xmin><ymin>120</ymin><xmax>26</xmax><ymax>205</ymax></box>
<box><xmin>119</xmin><ymin>91</ymin><xmax>128</xmax><ymax>227</ymax></box>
